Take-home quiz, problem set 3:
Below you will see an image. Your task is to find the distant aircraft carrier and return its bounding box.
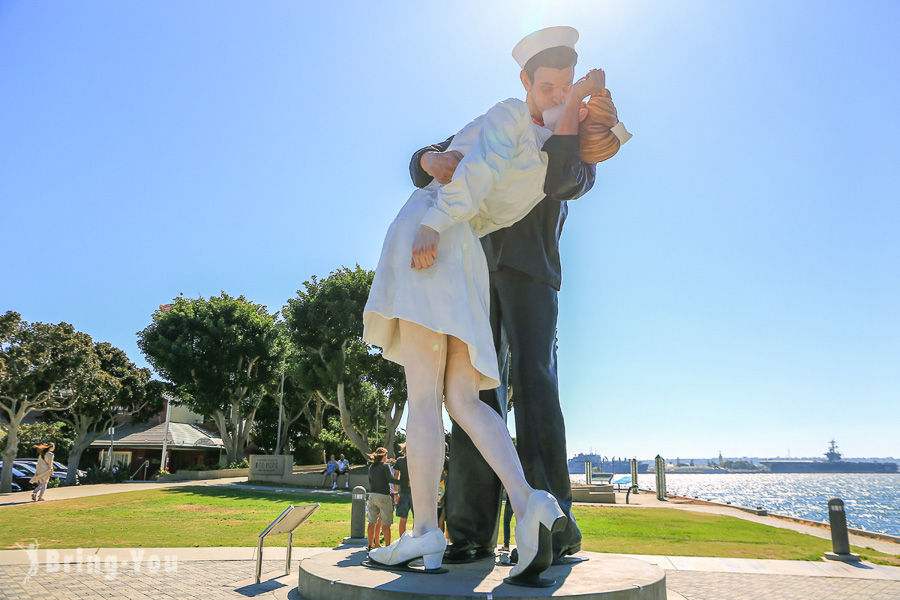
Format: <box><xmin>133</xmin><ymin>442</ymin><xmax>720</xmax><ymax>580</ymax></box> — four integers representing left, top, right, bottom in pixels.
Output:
<box><xmin>761</xmin><ymin>441</ymin><xmax>898</xmax><ymax>473</ymax></box>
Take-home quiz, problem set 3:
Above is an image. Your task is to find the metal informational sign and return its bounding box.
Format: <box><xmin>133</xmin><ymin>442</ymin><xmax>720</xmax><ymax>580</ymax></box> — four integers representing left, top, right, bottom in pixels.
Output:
<box><xmin>256</xmin><ymin>504</ymin><xmax>320</xmax><ymax>584</ymax></box>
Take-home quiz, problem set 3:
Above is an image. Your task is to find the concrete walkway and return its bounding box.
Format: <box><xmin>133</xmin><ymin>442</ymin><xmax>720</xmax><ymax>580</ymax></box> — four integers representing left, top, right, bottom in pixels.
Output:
<box><xmin>0</xmin><ymin>477</ymin><xmax>250</xmax><ymax>508</ymax></box>
<box><xmin>0</xmin><ymin>545</ymin><xmax>898</xmax><ymax>600</ymax></box>
<box><xmin>1</xmin><ymin>479</ymin><xmax>899</xmax><ymax>599</ymax></box>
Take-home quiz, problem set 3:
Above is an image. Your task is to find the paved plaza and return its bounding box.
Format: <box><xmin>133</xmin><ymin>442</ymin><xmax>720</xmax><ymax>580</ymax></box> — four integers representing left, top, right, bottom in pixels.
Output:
<box><xmin>1</xmin><ymin>480</ymin><xmax>899</xmax><ymax>599</ymax></box>
<box><xmin>1</xmin><ymin>545</ymin><xmax>898</xmax><ymax>600</ymax></box>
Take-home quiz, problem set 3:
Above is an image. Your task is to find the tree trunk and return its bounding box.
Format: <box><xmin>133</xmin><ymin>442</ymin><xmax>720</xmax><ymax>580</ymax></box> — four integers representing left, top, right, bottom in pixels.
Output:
<box><xmin>275</xmin><ymin>411</ymin><xmax>303</xmax><ymax>455</ymax></box>
<box><xmin>303</xmin><ymin>393</ymin><xmax>326</xmax><ymax>437</ymax></box>
<box><xmin>66</xmin><ymin>442</ymin><xmax>90</xmax><ymax>486</ymax></box>
<box><xmin>382</xmin><ymin>396</ymin><xmax>406</xmax><ymax>459</ymax></box>
<box><xmin>211</xmin><ymin>398</ymin><xmax>258</xmax><ymax>465</ymax></box>
<box><xmin>234</xmin><ymin>403</ymin><xmax>258</xmax><ymax>462</ymax></box>
<box><xmin>1</xmin><ymin>392</ymin><xmax>73</xmax><ymax>491</ymax></box>
<box><xmin>212</xmin><ymin>410</ymin><xmax>240</xmax><ymax>465</ymax></box>
<box><xmin>313</xmin><ymin>395</ymin><xmax>325</xmax><ymax>436</ymax></box>
<box><xmin>336</xmin><ymin>382</ymin><xmax>371</xmax><ymax>460</ymax></box>
<box><xmin>383</xmin><ymin>428</ymin><xmax>396</xmax><ymax>460</ymax></box>
<box><xmin>0</xmin><ymin>400</ymin><xmax>26</xmax><ymax>494</ymax></box>
<box><xmin>0</xmin><ymin>425</ymin><xmax>21</xmax><ymax>494</ymax></box>
<box><xmin>60</xmin><ymin>413</ymin><xmax>113</xmax><ymax>485</ymax></box>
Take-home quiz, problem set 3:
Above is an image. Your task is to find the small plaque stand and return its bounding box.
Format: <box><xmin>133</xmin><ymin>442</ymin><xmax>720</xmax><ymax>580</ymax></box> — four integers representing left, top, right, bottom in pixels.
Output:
<box><xmin>256</xmin><ymin>504</ymin><xmax>319</xmax><ymax>584</ymax></box>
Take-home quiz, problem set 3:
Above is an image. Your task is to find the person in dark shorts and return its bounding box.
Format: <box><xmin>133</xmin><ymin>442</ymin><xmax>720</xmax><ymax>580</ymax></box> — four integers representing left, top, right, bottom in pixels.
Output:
<box><xmin>394</xmin><ymin>444</ymin><xmax>413</xmax><ymax>535</ymax></box>
<box><xmin>337</xmin><ymin>453</ymin><xmax>350</xmax><ymax>489</ymax></box>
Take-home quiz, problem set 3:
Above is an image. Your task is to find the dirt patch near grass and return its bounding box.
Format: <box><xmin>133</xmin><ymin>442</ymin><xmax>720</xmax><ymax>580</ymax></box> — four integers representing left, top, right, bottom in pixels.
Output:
<box><xmin>171</xmin><ymin>504</ymin><xmax>246</xmax><ymax>514</ymax></box>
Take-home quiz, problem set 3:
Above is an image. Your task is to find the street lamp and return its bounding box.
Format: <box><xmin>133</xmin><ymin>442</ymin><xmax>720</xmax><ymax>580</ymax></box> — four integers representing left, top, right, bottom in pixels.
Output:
<box><xmin>160</xmin><ymin>399</ymin><xmax>172</xmax><ymax>472</ymax></box>
<box><xmin>276</xmin><ymin>365</ymin><xmax>285</xmax><ymax>455</ymax></box>
<box><xmin>107</xmin><ymin>427</ymin><xmax>116</xmax><ymax>469</ymax></box>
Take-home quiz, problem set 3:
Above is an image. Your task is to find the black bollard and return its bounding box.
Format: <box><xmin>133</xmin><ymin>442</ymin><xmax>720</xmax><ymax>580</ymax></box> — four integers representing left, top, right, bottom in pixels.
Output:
<box><xmin>351</xmin><ymin>486</ymin><xmax>367</xmax><ymax>539</ymax></box>
<box><xmin>342</xmin><ymin>485</ymin><xmax>369</xmax><ymax>546</ymax></box>
<box><xmin>824</xmin><ymin>497</ymin><xmax>860</xmax><ymax>562</ymax></box>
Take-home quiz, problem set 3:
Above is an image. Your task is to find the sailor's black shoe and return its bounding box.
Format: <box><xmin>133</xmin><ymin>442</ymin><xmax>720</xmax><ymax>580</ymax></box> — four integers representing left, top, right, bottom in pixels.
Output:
<box><xmin>443</xmin><ymin>541</ymin><xmax>495</xmax><ymax>564</ymax></box>
<box><xmin>442</xmin><ymin>541</ymin><xmax>475</xmax><ymax>563</ymax></box>
<box><xmin>470</xmin><ymin>545</ymin><xmax>496</xmax><ymax>561</ymax></box>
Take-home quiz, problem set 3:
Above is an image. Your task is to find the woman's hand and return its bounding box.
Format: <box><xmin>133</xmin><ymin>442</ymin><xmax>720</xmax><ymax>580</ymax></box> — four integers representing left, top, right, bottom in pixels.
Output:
<box><xmin>422</xmin><ymin>150</ymin><xmax>463</xmax><ymax>185</ymax></box>
<box><xmin>411</xmin><ymin>225</ymin><xmax>440</xmax><ymax>270</ymax></box>
<box><xmin>571</xmin><ymin>68</ymin><xmax>606</xmax><ymax>102</ymax></box>
<box><xmin>552</xmin><ymin>68</ymin><xmax>607</xmax><ymax>135</ymax></box>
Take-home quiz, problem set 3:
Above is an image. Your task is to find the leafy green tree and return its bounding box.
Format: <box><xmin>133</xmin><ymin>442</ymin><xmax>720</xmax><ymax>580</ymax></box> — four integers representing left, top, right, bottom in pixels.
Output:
<box><xmin>137</xmin><ymin>293</ymin><xmax>283</xmax><ymax>464</ymax></box>
<box><xmin>0</xmin><ymin>422</ymin><xmax>75</xmax><ymax>463</ymax></box>
<box><xmin>365</xmin><ymin>351</ymin><xmax>407</xmax><ymax>456</ymax></box>
<box><xmin>252</xmin><ymin>377</ymin><xmax>319</xmax><ymax>456</ymax></box>
<box><xmin>284</xmin><ymin>266</ymin><xmax>408</xmax><ymax>460</ymax></box>
<box><xmin>287</xmin><ymin>347</ymin><xmax>333</xmax><ymax>440</ymax></box>
<box><xmin>252</xmin><ymin>343</ymin><xmax>333</xmax><ymax>456</ymax></box>
<box><xmin>55</xmin><ymin>342</ymin><xmax>166</xmax><ymax>484</ymax></box>
<box><xmin>0</xmin><ymin>312</ymin><xmax>93</xmax><ymax>493</ymax></box>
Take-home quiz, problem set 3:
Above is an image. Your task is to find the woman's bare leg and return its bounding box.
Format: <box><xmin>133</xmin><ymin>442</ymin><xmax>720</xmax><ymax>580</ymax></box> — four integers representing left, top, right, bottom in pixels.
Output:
<box><xmin>442</xmin><ymin>336</ymin><xmax>532</xmax><ymax>516</ymax></box>
<box><xmin>398</xmin><ymin>319</ymin><xmax>447</xmax><ymax>536</ymax></box>
<box><xmin>367</xmin><ymin>522</ymin><xmax>377</xmax><ymax>548</ymax></box>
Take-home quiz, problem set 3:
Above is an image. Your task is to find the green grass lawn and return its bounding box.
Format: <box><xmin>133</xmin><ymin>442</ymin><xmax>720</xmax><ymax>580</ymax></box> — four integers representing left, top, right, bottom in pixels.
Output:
<box><xmin>1</xmin><ymin>486</ymin><xmax>897</xmax><ymax>566</ymax></box>
<box><xmin>575</xmin><ymin>505</ymin><xmax>895</xmax><ymax>563</ymax></box>
<box><xmin>1</xmin><ymin>487</ymin><xmax>351</xmax><ymax>550</ymax></box>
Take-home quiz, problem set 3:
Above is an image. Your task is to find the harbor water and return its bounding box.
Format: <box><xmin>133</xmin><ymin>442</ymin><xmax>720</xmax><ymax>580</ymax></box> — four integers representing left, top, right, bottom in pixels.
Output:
<box><xmin>571</xmin><ymin>472</ymin><xmax>900</xmax><ymax>537</ymax></box>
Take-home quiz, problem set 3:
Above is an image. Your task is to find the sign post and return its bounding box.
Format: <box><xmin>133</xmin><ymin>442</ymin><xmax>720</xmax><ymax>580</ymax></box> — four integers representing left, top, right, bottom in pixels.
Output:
<box><xmin>160</xmin><ymin>400</ymin><xmax>172</xmax><ymax>472</ymax></box>
<box><xmin>107</xmin><ymin>427</ymin><xmax>116</xmax><ymax>469</ymax></box>
<box><xmin>256</xmin><ymin>504</ymin><xmax>320</xmax><ymax>584</ymax></box>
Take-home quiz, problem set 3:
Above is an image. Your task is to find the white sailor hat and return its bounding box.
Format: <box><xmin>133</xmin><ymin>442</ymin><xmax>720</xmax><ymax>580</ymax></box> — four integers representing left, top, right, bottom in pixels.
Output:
<box><xmin>512</xmin><ymin>26</ymin><xmax>579</xmax><ymax>69</ymax></box>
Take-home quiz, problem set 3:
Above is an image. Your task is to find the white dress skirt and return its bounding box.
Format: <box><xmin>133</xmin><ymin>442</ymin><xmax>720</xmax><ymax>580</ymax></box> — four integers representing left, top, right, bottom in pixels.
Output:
<box><xmin>363</xmin><ymin>99</ymin><xmax>553</xmax><ymax>390</ymax></box>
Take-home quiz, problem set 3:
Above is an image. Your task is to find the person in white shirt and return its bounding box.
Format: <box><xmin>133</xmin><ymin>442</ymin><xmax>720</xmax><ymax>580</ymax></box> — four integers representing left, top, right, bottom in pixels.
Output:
<box><xmin>337</xmin><ymin>454</ymin><xmax>350</xmax><ymax>489</ymax></box>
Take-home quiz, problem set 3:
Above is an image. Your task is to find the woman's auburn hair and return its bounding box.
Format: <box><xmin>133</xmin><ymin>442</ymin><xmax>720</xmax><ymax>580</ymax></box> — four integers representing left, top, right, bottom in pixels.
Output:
<box><xmin>368</xmin><ymin>447</ymin><xmax>388</xmax><ymax>465</ymax></box>
<box><xmin>579</xmin><ymin>89</ymin><xmax>621</xmax><ymax>164</ymax></box>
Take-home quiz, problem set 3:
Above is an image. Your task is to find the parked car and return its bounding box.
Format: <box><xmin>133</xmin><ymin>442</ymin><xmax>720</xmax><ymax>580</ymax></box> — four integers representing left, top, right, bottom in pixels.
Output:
<box><xmin>15</xmin><ymin>459</ymin><xmax>84</xmax><ymax>482</ymax></box>
<box><xmin>0</xmin><ymin>463</ymin><xmax>34</xmax><ymax>491</ymax></box>
<box><xmin>12</xmin><ymin>461</ymin><xmax>66</xmax><ymax>484</ymax></box>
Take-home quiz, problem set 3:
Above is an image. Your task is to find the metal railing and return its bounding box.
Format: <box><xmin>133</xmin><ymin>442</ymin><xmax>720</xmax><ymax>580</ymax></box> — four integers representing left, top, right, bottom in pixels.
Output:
<box><xmin>130</xmin><ymin>460</ymin><xmax>150</xmax><ymax>481</ymax></box>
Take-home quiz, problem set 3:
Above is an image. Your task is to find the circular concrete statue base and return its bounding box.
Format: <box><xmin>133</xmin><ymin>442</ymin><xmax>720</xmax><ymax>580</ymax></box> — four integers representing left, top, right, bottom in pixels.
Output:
<box><xmin>297</xmin><ymin>547</ymin><xmax>666</xmax><ymax>600</ymax></box>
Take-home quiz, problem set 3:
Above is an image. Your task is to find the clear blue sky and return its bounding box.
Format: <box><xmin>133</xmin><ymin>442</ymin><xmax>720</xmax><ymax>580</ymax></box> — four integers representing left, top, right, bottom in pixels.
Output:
<box><xmin>2</xmin><ymin>1</ymin><xmax>898</xmax><ymax>460</ymax></box>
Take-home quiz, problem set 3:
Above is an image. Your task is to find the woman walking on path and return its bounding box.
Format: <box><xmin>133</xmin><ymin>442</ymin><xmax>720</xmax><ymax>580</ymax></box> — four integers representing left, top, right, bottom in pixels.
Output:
<box><xmin>30</xmin><ymin>443</ymin><xmax>55</xmax><ymax>501</ymax></box>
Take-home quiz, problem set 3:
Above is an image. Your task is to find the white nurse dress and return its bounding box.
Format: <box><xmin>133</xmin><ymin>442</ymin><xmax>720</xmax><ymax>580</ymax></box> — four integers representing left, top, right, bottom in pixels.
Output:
<box><xmin>363</xmin><ymin>98</ymin><xmax>553</xmax><ymax>390</ymax></box>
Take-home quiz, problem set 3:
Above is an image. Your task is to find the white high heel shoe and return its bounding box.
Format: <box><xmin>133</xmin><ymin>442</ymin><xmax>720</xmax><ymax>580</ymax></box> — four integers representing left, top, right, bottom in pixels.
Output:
<box><xmin>508</xmin><ymin>490</ymin><xmax>567</xmax><ymax>584</ymax></box>
<box><xmin>368</xmin><ymin>528</ymin><xmax>447</xmax><ymax>571</ymax></box>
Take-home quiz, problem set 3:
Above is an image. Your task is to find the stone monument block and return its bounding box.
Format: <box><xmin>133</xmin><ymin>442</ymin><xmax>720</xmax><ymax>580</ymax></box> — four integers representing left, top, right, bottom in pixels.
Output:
<box><xmin>250</xmin><ymin>454</ymin><xmax>293</xmax><ymax>478</ymax></box>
